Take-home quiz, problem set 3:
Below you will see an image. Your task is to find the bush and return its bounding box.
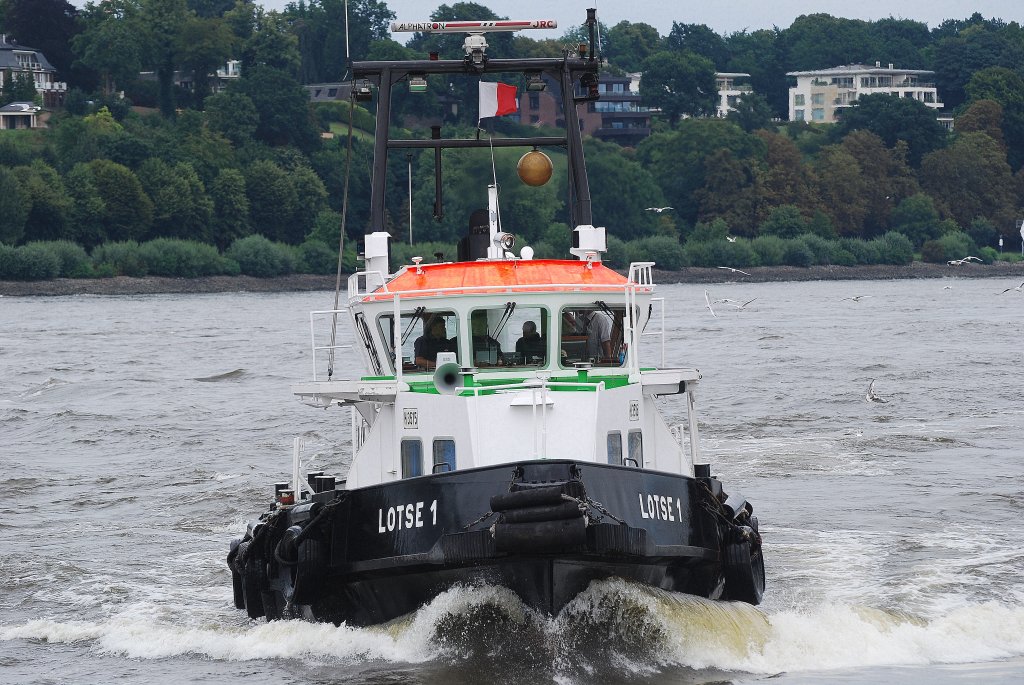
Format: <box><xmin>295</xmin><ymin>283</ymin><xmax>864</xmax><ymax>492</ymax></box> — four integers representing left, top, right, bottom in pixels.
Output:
<box><xmin>781</xmin><ymin>239</ymin><xmax>814</xmax><ymax>267</ymax></box>
<box><xmin>795</xmin><ymin>234</ymin><xmax>833</xmax><ymax>265</ymax></box>
<box><xmin>604</xmin><ymin>234</ymin><xmax>629</xmax><ymax>269</ymax></box>
<box><xmin>137</xmin><ymin>238</ymin><xmax>233</xmax><ymax>277</ymax></box>
<box><xmin>920</xmin><ymin>239</ymin><xmax>946</xmax><ymax>263</ymax></box>
<box><xmin>225</xmin><ymin>234</ymin><xmax>296</xmax><ymax>277</ymax></box>
<box><xmin>687</xmin><ymin>218</ymin><xmax>729</xmax><ymax>243</ymax></box>
<box><xmin>91</xmin><ymin>241</ymin><xmax>148</xmax><ymax>277</ymax></box>
<box><xmin>966</xmin><ymin>217</ymin><xmax>998</xmax><ymax>249</ymax></box>
<box><xmin>839</xmin><ymin>238</ymin><xmax>881</xmax><ymax>265</ymax></box>
<box><xmin>26</xmin><ymin>241</ymin><xmax>92</xmax><ymax>277</ymax></box>
<box><xmin>0</xmin><ymin>243</ymin><xmax>62</xmax><ymax>280</ymax></box>
<box><xmin>759</xmin><ymin>205</ymin><xmax>806</xmax><ymax>238</ymax></box>
<box><xmin>296</xmin><ymin>239</ymin><xmax>337</xmax><ymax>274</ymax></box>
<box><xmin>750</xmin><ymin>235</ymin><xmax>787</xmax><ymax>266</ymax></box>
<box><xmin>628</xmin><ymin>235</ymin><xmax>686</xmax><ymax>270</ymax></box>
<box><xmin>872</xmin><ymin>232</ymin><xmax>914</xmax><ymax>265</ymax></box>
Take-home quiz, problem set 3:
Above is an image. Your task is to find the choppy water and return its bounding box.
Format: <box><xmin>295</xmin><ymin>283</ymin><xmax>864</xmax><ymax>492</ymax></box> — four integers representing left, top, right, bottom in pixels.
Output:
<box><xmin>1</xmin><ymin>277</ymin><xmax>1023</xmax><ymax>684</ymax></box>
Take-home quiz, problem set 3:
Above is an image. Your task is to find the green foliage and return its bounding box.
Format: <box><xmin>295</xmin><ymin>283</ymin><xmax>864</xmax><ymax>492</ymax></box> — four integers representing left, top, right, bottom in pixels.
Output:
<box><xmin>687</xmin><ymin>218</ymin><xmax>730</xmax><ymax>243</ymax></box>
<box><xmin>629</xmin><ymin>235</ymin><xmax>686</xmax><ymax>270</ymax></box>
<box><xmin>930</xmin><ymin>231</ymin><xmax>979</xmax><ymax>263</ymax></box>
<box><xmin>836</xmin><ymin>93</ymin><xmax>948</xmax><ymax>167</ymax></box>
<box><xmin>225</xmin><ymin>234</ymin><xmax>296</xmax><ymax>277</ymax></box>
<box><xmin>839</xmin><ymin>238</ymin><xmax>881</xmax><ymax>265</ymax></box>
<box><xmin>87</xmin><ymin>159</ymin><xmax>154</xmax><ymax>242</ymax></box>
<box><xmin>966</xmin><ymin>217</ymin><xmax>998</xmax><ymax>249</ymax></box>
<box><xmin>295</xmin><ymin>239</ymin><xmax>337</xmax><ymax>275</ymax></box>
<box><xmin>0</xmin><ymin>243</ymin><xmax>61</xmax><ymax>280</ymax></box>
<box><xmin>0</xmin><ymin>166</ymin><xmax>30</xmax><ymax>244</ymax></box>
<box><xmin>604</xmin><ymin>235</ymin><xmax>630</xmax><ymax>269</ymax></box>
<box><xmin>136</xmin><ymin>238</ymin><xmax>233</xmax><ymax>277</ymax></box>
<box><xmin>391</xmin><ymin>241</ymin><xmax>459</xmax><ymax>268</ymax></box>
<box><xmin>920</xmin><ymin>239</ymin><xmax>946</xmax><ymax>263</ymax></box>
<box><xmin>759</xmin><ymin>205</ymin><xmax>806</xmax><ymax>238</ymax></box>
<box><xmin>639</xmin><ymin>50</ymin><xmax>718</xmax><ymax>124</ymax></box>
<box><xmin>797</xmin><ymin>234</ymin><xmax>834</xmax><ymax>265</ymax></box>
<box><xmin>891</xmin><ymin>193</ymin><xmax>941</xmax><ymax>248</ymax></box>
<box><xmin>781</xmin><ymin>239</ymin><xmax>814</xmax><ymax>267</ymax></box>
<box><xmin>25</xmin><ymin>240</ymin><xmax>92</xmax><ymax>278</ymax></box>
<box><xmin>871</xmin><ymin>232</ymin><xmax>915</xmax><ymax>265</ymax></box>
<box><xmin>91</xmin><ymin>240</ymin><xmax>148</xmax><ymax>277</ymax></box>
<box><xmin>751</xmin><ymin>235</ymin><xmax>787</xmax><ymax>266</ymax></box>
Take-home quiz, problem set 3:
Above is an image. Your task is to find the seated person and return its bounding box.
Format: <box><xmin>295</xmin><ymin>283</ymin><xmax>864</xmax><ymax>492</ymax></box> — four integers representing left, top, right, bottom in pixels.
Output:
<box><xmin>471</xmin><ymin>314</ymin><xmax>503</xmax><ymax>366</ymax></box>
<box><xmin>414</xmin><ymin>317</ymin><xmax>455</xmax><ymax>369</ymax></box>
<box><xmin>515</xmin><ymin>321</ymin><xmax>545</xmax><ymax>364</ymax></box>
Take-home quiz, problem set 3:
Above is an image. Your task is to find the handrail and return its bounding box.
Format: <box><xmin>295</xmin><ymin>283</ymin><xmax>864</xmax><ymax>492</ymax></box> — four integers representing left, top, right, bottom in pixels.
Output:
<box><xmin>352</xmin><ymin>278</ymin><xmax>651</xmax><ymax>302</ymax></box>
<box><xmin>308</xmin><ymin>309</ymin><xmax>352</xmax><ymax>381</ymax></box>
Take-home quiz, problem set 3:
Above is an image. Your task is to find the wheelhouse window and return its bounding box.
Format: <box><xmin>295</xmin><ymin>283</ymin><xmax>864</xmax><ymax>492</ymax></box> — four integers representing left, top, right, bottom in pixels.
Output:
<box><xmin>354</xmin><ymin>312</ymin><xmax>383</xmax><ymax>376</ymax></box>
<box><xmin>559</xmin><ymin>304</ymin><xmax>630</xmax><ymax>368</ymax></box>
<box><xmin>378</xmin><ymin>310</ymin><xmax>459</xmax><ymax>372</ymax></box>
<box><xmin>468</xmin><ymin>305</ymin><xmax>549</xmax><ymax>368</ymax></box>
<box><xmin>433</xmin><ymin>439</ymin><xmax>456</xmax><ymax>473</ymax></box>
<box><xmin>607</xmin><ymin>431</ymin><xmax>623</xmax><ymax>465</ymax></box>
<box><xmin>401</xmin><ymin>439</ymin><xmax>422</xmax><ymax>478</ymax></box>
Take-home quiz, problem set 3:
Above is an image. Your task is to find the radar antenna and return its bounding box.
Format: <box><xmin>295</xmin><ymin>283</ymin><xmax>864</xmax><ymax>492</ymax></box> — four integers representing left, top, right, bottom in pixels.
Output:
<box><xmin>390</xmin><ymin>19</ymin><xmax>558</xmax><ymax>69</ymax></box>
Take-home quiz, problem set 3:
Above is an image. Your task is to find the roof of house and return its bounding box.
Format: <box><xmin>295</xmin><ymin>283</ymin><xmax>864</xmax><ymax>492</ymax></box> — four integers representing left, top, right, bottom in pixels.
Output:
<box><xmin>787</xmin><ymin>64</ymin><xmax>934</xmax><ymax>77</ymax></box>
<box><xmin>0</xmin><ymin>102</ymin><xmax>41</xmax><ymax>113</ymax></box>
<box><xmin>0</xmin><ymin>35</ymin><xmax>56</xmax><ymax>72</ymax></box>
<box><xmin>362</xmin><ymin>259</ymin><xmax>634</xmax><ymax>302</ymax></box>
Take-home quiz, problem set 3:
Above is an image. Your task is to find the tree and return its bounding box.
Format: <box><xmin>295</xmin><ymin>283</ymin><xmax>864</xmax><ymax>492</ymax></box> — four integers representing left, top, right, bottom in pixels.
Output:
<box><xmin>693</xmin><ymin>148</ymin><xmax>762</xmax><ymax>235</ymax></box>
<box><xmin>232</xmin><ymin>65</ymin><xmax>320</xmax><ymax>151</ymax></box>
<box><xmin>835</xmin><ymin>93</ymin><xmax>947</xmax><ymax>166</ymax></box>
<box><xmin>726</xmin><ymin>93</ymin><xmax>774</xmax><ymax>133</ymax></box>
<box><xmin>176</xmin><ymin>15</ymin><xmax>234</xmax><ymax>105</ymax></box>
<box><xmin>63</xmin><ymin>162</ymin><xmax>107</xmax><ymax>249</ymax></box>
<box><xmin>964</xmin><ymin>67</ymin><xmax>1024</xmax><ymax>169</ymax></box>
<box><xmin>585</xmin><ymin>139</ymin><xmax>666</xmax><ymax>241</ymax></box>
<box><xmin>665</xmin><ymin>23</ymin><xmax>729</xmax><ymax>69</ymax></box>
<box><xmin>138</xmin><ymin>158</ymin><xmax>213</xmax><ymax>240</ymax></box>
<box><xmin>16</xmin><ymin>160</ymin><xmax>73</xmax><ymax>242</ymax></box>
<box><xmin>919</xmin><ymin>131</ymin><xmax>1017</xmax><ymax>231</ymax></box>
<box><xmin>287</xmin><ymin>164</ymin><xmax>329</xmax><ymax>244</ymax></box>
<box><xmin>955</xmin><ymin>99</ymin><xmax>1005</xmax><ymax>148</ymax></box>
<box><xmin>0</xmin><ymin>166</ymin><xmax>30</xmax><ymax>244</ymax></box>
<box><xmin>759</xmin><ymin>205</ymin><xmax>807</xmax><ymax>238</ymax></box>
<box><xmin>639</xmin><ymin>51</ymin><xmax>717</xmax><ymax>126</ymax></box>
<box><xmin>754</xmin><ymin>130</ymin><xmax>819</xmax><ymax>217</ymax></box>
<box><xmin>839</xmin><ymin>130</ymin><xmax>919</xmax><ymax>236</ymax></box>
<box><xmin>814</xmin><ymin>145</ymin><xmax>869</xmax><ymax>237</ymax></box>
<box><xmin>241</xmin><ymin>9</ymin><xmax>301</xmax><ymax>76</ymax></box>
<box><xmin>603</xmin><ymin>21</ymin><xmax>661</xmax><ymax>73</ymax></box>
<box><xmin>1</xmin><ymin>0</ymin><xmax>86</xmax><ymax>88</ymax></box>
<box><xmin>71</xmin><ymin>0</ymin><xmax>144</xmax><ymax>96</ymax></box>
<box><xmin>87</xmin><ymin>158</ymin><xmax>154</xmax><ymax>241</ymax></box>
<box><xmin>890</xmin><ymin>193</ymin><xmax>941</xmax><ymax>247</ymax></box>
<box><xmin>204</xmin><ymin>91</ymin><xmax>259</xmax><ymax>146</ymax></box>
<box><xmin>208</xmin><ymin>167</ymin><xmax>250</xmax><ymax>249</ymax></box>
<box><xmin>0</xmin><ymin>72</ymin><xmax>36</xmax><ymax>106</ymax></box>
<box><xmin>725</xmin><ymin>29</ymin><xmax>788</xmax><ymax>119</ymax></box>
<box><xmin>781</xmin><ymin>14</ymin><xmax>878</xmax><ymax>71</ymax></box>
<box><xmin>139</xmin><ymin>0</ymin><xmax>190</xmax><ymax>117</ymax></box>
<box><xmin>244</xmin><ymin>159</ymin><xmax>298</xmax><ymax>242</ymax></box>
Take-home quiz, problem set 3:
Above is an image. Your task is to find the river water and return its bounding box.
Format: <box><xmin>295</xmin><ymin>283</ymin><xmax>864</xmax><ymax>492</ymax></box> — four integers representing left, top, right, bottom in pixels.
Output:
<box><xmin>2</xmin><ymin>277</ymin><xmax>1023</xmax><ymax>684</ymax></box>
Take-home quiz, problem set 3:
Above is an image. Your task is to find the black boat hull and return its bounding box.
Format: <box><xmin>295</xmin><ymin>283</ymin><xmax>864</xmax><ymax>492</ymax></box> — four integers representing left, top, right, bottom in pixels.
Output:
<box><xmin>228</xmin><ymin>460</ymin><xmax>763</xmax><ymax>626</ymax></box>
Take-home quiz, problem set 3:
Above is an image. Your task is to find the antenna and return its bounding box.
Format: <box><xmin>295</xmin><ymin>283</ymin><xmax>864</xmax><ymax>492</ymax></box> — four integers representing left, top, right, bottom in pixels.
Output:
<box><xmin>391</xmin><ymin>19</ymin><xmax>558</xmax><ymax>68</ymax></box>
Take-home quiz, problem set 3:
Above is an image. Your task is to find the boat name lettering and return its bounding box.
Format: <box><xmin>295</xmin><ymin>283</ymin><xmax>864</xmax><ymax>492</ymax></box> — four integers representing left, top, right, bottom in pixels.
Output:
<box><xmin>377</xmin><ymin>499</ymin><xmax>438</xmax><ymax>533</ymax></box>
<box><xmin>638</xmin><ymin>493</ymin><xmax>682</xmax><ymax>522</ymax></box>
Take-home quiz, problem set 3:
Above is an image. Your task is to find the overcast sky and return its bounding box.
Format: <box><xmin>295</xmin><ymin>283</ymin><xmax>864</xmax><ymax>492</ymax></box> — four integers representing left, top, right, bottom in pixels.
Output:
<box><xmin>253</xmin><ymin>1</ymin><xmax>1021</xmax><ymax>36</ymax></box>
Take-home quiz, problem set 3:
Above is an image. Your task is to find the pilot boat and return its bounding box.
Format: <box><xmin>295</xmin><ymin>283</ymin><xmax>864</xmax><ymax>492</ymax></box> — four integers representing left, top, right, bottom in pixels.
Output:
<box><xmin>227</xmin><ymin>10</ymin><xmax>764</xmax><ymax>626</ymax></box>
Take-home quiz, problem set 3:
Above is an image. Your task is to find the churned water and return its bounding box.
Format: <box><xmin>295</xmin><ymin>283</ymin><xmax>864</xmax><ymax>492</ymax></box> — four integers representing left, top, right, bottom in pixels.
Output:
<box><xmin>1</xmin><ymin>277</ymin><xmax>1023</xmax><ymax>684</ymax></box>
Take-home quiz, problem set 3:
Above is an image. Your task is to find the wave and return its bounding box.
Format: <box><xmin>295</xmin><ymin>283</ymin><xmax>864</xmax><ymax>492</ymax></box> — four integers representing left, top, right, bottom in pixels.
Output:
<box><xmin>3</xmin><ymin>580</ymin><xmax>1023</xmax><ymax>681</ymax></box>
<box><xmin>192</xmin><ymin>369</ymin><xmax>247</xmax><ymax>382</ymax></box>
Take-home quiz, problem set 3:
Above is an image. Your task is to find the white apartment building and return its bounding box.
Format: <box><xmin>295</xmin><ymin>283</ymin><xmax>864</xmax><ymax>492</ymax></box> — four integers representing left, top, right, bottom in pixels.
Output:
<box><xmin>787</xmin><ymin>62</ymin><xmax>943</xmax><ymax>123</ymax></box>
<box><xmin>715</xmin><ymin>72</ymin><xmax>751</xmax><ymax>117</ymax></box>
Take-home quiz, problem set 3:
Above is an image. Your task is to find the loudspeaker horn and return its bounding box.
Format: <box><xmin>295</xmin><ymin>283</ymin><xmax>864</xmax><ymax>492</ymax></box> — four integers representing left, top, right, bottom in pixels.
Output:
<box><xmin>433</xmin><ymin>361</ymin><xmax>463</xmax><ymax>395</ymax></box>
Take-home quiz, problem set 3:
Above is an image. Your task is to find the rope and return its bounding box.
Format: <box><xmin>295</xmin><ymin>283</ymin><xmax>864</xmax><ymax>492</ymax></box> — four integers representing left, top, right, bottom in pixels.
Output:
<box><xmin>326</xmin><ymin>87</ymin><xmax>356</xmax><ymax>380</ymax></box>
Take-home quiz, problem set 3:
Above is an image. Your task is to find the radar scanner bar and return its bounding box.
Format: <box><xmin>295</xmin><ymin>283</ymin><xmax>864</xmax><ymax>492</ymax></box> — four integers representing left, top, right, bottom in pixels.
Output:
<box><xmin>390</xmin><ymin>19</ymin><xmax>557</xmax><ymax>33</ymax></box>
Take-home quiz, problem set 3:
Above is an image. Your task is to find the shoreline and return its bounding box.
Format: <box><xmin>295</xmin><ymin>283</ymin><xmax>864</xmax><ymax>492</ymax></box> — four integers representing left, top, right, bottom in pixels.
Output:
<box><xmin>2</xmin><ymin>262</ymin><xmax>1023</xmax><ymax>297</ymax></box>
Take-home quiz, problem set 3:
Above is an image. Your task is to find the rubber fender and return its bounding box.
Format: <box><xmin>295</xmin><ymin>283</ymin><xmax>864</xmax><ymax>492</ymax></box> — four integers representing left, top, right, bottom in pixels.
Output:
<box><xmin>291</xmin><ymin>538</ymin><xmax>327</xmax><ymax>606</ymax></box>
<box><xmin>275</xmin><ymin>525</ymin><xmax>304</xmax><ymax>565</ymax></box>
<box><xmin>228</xmin><ymin>539</ymin><xmax>245</xmax><ymax>609</ymax></box>
<box><xmin>499</xmin><ymin>501</ymin><xmax>583</xmax><ymax>524</ymax></box>
<box><xmin>241</xmin><ymin>549</ymin><xmax>266</xmax><ymax>619</ymax></box>
<box><xmin>493</xmin><ymin>517</ymin><xmax>587</xmax><ymax>553</ymax></box>
<box><xmin>721</xmin><ymin>537</ymin><xmax>765</xmax><ymax>605</ymax></box>
<box><xmin>491</xmin><ymin>485</ymin><xmax>566</xmax><ymax>511</ymax></box>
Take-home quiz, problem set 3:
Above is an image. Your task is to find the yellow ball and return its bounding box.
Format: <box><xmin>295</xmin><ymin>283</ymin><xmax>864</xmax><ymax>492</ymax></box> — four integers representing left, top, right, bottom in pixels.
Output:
<box><xmin>517</xmin><ymin>150</ymin><xmax>553</xmax><ymax>187</ymax></box>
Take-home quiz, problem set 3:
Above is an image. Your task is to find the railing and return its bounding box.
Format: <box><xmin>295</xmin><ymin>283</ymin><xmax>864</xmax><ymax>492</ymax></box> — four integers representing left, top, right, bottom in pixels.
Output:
<box><xmin>307</xmin><ymin>308</ymin><xmax>352</xmax><ymax>381</ymax></box>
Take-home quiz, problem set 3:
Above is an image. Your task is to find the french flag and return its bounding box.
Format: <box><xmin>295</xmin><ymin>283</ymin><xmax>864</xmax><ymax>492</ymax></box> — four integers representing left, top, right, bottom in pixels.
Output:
<box><xmin>478</xmin><ymin>81</ymin><xmax>518</xmax><ymax>123</ymax></box>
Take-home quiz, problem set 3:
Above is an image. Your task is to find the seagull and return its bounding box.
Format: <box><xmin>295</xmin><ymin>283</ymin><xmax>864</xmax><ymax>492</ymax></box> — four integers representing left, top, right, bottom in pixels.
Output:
<box><xmin>727</xmin><ymin>298</ymin><xmax>758</xmax><ymax>310</ymax></box>
<box><xmin>866</xmin><ymin>379</ymin><xmax>887</xmax><ymax>403</ymax></box>
<box><xmin>947</xmin><ymin>256</ymin><xmax>983</xmax><ymax>265</ymax></box>
<box><xmin>645</xmin><ymin>206</ymin><xmax>673</xmax><ymax>213</ymax></box>
<box><xmin>704</xmin><ymin>290</ymin><xmax>717</xmax><ymax>318</ymax></box>
<box><xmin>999</xmin><ymin>281</ymin><xmax>1024</xmax><ymax>294</ymax></box>
<box><xmin>717</xmin><ymin>266</ymin><xmax>752</xmax><ymax>276</ymax></box>
<box><xmin>726</xmin><ymin>236</ymin><xmax>737</xmax><ymax>243</ymax></box>
<box><xmin>841</xmin><ymin>295</ymin><xmax>872</xmax><ymax>302</ymax></box>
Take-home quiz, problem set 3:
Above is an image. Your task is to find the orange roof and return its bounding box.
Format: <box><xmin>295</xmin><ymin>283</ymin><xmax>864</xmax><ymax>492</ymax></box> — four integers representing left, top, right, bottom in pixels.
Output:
<box><xmin>362</xmin><ymin>259</ymin><xmax>638</xmax><ymax>302</ymax></box>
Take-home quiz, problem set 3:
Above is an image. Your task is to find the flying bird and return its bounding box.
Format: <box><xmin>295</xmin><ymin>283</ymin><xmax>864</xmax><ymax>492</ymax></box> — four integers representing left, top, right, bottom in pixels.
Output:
<box><xmin>726</xmin><ymin>236</ymin><xmax>737</xmax><ymax>243</ymax></box>
<box><xmin>645</xmin><ymin>206</ymin><xmax>673</xmax><ymax>213</ymax></box>
<box><xmin>999</xmin><ymin>281</ymin><xmax>1024</xmax><ymax>294</ymax></box>
<box><xmin>841</xmin><ymin>295</ymin><xmax>872</xmax><ymax>302</ymax></box>
<box><xmin>947</xmin><ymin>256</ymin><xmax>983</xmax><ymax>265</ymax></box>
<box><xmin>865</xmin><ymin>379</ymin><xmax>887</xmax><ymax>403</ymax></box>
<box><xmin>717</xmin><ymin>266</ymin><xmax>752</xmax><ymax>276</ymax></box>
<box><xmin>704</xmin><ymin>290</ymin><xmax>717</xmax><ymax>318</ymax></box>
<box><xmin>728</xmin><ymin>297</ymin><xmax>758</xmax><ymax>310</ymax></box>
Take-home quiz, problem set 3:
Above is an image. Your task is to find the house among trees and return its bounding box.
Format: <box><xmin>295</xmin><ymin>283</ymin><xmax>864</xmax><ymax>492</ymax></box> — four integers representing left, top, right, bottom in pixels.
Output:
<box><xmin>715</xmin><ymin>72</ymin><xmax>752</xmax><ymax>118</ymax></box>
<box><xmin>519</xmin><ymin>73</ymin><xmax>652</xmax><ymax>146</ymax></box>
<box><xmin>0</xmin><ymin>34</ymin><xmax>66</xmax><ymax>110</ymax></box>
<box><xmin>787</xmin><ymin>63</ymin><xmax>944</xmax><ymax>123</ymax></box>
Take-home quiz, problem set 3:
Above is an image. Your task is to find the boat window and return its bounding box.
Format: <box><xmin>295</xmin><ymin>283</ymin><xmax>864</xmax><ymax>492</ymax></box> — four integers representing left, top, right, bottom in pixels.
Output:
<box><xmin>354</xmin><ymin>312</ymin><xmax>383</xmax><ymax>376</ymax></box>
<box><xmin>607</xmin><ymin>431</ymin><xmax>623</xmax><ymax>465</ymax></box>
<box><xmin>378</xmin><ymin>310</ymin><xmax>459</xmax><ymax>372</ymax></box>
<box><xmin>559</xmin><ymin>303</ymin><xmax>630</xmax><ymax>368</ymax></box>
<box><xmin>432</xmin><ymin>438</ymin><xmax>456</xmax><ymax>473</ymax></box>
<box><xmin>627</xmin><ymin>430</ymin><xmax>643</xmax><ymax>467</ymax></box>
<box><xmin>467</xmin><ymin>305</ymin><xmax>549</xmax><ymax>368</ymax></box>
<box><xmin>401</xmin><ymin>439</ymin><xmax>422</xmax><ymax>478</ymax></box>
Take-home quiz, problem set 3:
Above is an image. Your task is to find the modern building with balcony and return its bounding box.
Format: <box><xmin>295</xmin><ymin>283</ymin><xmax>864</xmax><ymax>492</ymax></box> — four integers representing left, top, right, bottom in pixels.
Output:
<box><xmin>518</xmin><ymin>73</ymin><xmax>651</xmax><ymax>146</ymax></box>
<box><xmin>715</xmin><ymin>72</ymin><xmax>752</xmax><ymax>117</ymax></box>
<box><xmin>787</xmin><ymin>63</ymin><xmax>943</xmax><ymax>123</ymax></box>
<box><xmin>0</xmin><ymin>34</ymin><xmax>66</xmax><ymax>109</ymax></box>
